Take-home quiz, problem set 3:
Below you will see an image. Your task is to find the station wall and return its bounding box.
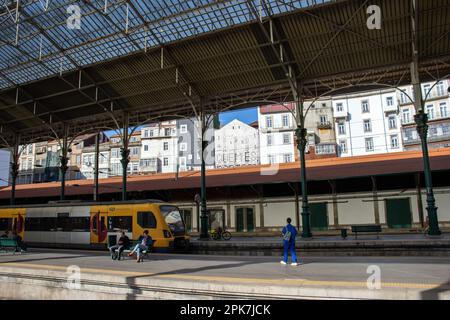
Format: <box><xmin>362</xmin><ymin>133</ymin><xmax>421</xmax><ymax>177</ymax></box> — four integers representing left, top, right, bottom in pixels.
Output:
<box><xmin>176</xmin><ymin>187</ymin><xmax>450</xmax><ymax>233</ymax></box>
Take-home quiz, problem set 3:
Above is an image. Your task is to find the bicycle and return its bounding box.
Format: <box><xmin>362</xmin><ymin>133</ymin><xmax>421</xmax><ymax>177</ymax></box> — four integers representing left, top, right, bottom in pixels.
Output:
<box><xmin>211</xmin><ymin>227</ymin><xmax>232</xmax><ymax>241</ymax></box>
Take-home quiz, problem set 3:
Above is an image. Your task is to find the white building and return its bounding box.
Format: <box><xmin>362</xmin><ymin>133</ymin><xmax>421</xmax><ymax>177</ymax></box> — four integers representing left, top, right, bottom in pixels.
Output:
<box><xmin>332</xmin><ymin>89</ymin><xmax>403</xmax><ymax>157</ymax></box>
<box><xmin>0</xmin><ymin>149</ymin><xmax>10</xmax><ymax>187</ymax></box>
<box><xmin>140</xmin><ymin>121</ymin><xmax>179</xmax><ymax>174</ymax></box>
<box><xmin>215</xmin><ymin>119</ymin><xmax>260</xmax><ymax>168</ymax></box>
<box><xmin>81</xmin><ymin>148</ymin><xmax>110</xmax><ymax>180</ymax></box>
<box><xmin>398</xmin><ymin>80</ymin><xmax>450</xmax><ymax>151</ymax></box>
<box><xmin>258</xmin><ymin>104</ymin><xmax>296</xmax><ymax>165</ymax></box>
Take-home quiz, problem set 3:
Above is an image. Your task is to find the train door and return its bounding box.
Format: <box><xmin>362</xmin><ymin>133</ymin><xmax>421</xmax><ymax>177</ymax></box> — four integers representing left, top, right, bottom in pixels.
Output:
<box><xmin>11</xmin><ymin>210</ymin><xmax>25</xmax><ymax>239</ymax></box>
<box><xmin>90</xmin><ymin>210</ymin><xmax>108</xmax><ymax>244</ymax></box>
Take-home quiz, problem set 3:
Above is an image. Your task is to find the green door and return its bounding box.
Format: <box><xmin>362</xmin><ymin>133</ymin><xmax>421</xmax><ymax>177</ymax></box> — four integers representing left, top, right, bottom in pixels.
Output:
<box><xmin>386</xmin><ymin>198</ymin><xmax>412</xmax><ymax>229</ymax></box>
<box><xmin>246</xmin><ymin>208</ymin><xmax>254</xmax><ymax>232</ymax></box>
<box><xmin>310</xmin><ymin>203</ymin><xmax>328</xmax><ymax>231</ymax></box>
<box><xmin>236</xmin><ymin>208</ymin><xmax>244</xmax><ymax>232</ymax></box>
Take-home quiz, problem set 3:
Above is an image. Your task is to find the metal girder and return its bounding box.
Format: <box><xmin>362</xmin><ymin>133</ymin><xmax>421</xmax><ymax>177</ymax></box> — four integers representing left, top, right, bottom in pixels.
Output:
<box><xmin>19</xmin><ymin>9</ymin><xmax>129</xmax><ymax>111</ymax></box>
<box><xmin>245</xmin><ymin>0</ymin><xmax>299</xmax><ymax>101</ymax></box>
<box><xmin>125</xmin><ymin>0</ymin><xmax>203</xmax><ymax>117</ymax></box>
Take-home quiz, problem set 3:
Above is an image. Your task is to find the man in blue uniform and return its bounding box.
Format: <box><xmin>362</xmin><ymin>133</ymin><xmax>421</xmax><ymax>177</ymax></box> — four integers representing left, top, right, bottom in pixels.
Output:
<box><xmin>281</xmin><ymin>218</ymin><xmax>298</xmax><ymax>266</ymax></box>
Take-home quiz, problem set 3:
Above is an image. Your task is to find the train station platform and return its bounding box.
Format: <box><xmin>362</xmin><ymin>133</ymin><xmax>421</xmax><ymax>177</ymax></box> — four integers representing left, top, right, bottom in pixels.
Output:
<box><xmin>0</xmin><ymin>248</ymin><xmax>449</xmax><ymax>300</ymax></box>
<box><xmin>191</xmin><ymin>233</ymin><xmax>450</xmax><ymax>257</ymax></box>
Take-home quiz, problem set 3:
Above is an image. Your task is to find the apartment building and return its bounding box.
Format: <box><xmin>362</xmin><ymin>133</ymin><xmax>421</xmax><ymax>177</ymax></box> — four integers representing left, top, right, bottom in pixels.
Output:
<box><xmin>399</xmin><ymin>80</ymin><xmax>450</xmax><ymax>151</ymax></box>
<box><xmin>81</xmin><ymin>141</ymin><xmax>111</xmax><ymax>180</ymax></box>
<box><xmin>0</xmin><ymin>149</ymin><xmax>10</xmax><ymax>187</ymax></box>
<box><xmin>177</xmin><ymin>118</ymin><xmax>216</xmax><ymax>172</ymax></box>
<box><xmin>140</xmin><ymin>121</ymin><xmax>178</xmax><ymax>174</ymax></box>
<box><xmin>215</xmin><ymin>119</ymin><xmax>260</xmax><ymax>168</ymax></box>
<box><xmin>303</xmin><ymin>99</ymin><xmax>338</xmax><ymax>159</ymax></box>
<box><xmin>258</xmin><ymin>104</ymin><xmax>296</xmax><ymax>165</ymax></box>
<box><xmin>110</xmin><ymin>131</ymin><xmax>141</xmax><ymax>177</ymax></box>
<box><xmin>333</xmin><ymin>89</ymin><xmax>403</xmax><ymax>157</ymax></box>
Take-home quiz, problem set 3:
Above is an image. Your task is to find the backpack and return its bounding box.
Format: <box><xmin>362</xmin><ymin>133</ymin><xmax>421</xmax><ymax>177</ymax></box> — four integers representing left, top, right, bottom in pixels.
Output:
<box><xmin>283</xmin><ymin>227</ymin><xmax>292</xmax><ymax>241</ymax></box>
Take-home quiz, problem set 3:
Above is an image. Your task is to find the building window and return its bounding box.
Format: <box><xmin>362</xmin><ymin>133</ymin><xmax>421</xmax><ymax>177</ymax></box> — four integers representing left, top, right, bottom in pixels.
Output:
<box><xmin>179</xmin><ymin>157</ymin><xmax>186</xmax><ymax>168</ymax></box>
<box><xmin>132</xmin><ymin>147</ymin><xmax>139</xmax><ymax>156</ymax></box>
<box><xmin>180</xmin><ymin>143</ymin><xmax>187</xmax><ymax>152</ymax></box>
<box><xmin>362</xmin><ymin>100</ymin><xmax>370</xmax><ymax>113</ymax></box>
<box><xmin>400</xmin><ymin>92</ymin><xmax>408</xmax><ymax>104</ymax></box>
<box><xmin>338</xmin><ymin>122</ymin><xmax>346</xmax><ymax>135</ymax></box>
<box><xmin>319</xmin><ymin>115</ymin><xmax>328</xmax><ymax>125</ymax></box>
<box><xmin>386</xmin><ymin>97</ymin><xmax>394</xmax><ymax>106</ymax></box>
<box><xmin>283</xmin><ymin>133</ymin><xmax>290</xmax><ymax>144</ymax></box>
<box><xmin>282</xmin><ymin>115</ymin><xmax>289</xmax><ymax>127</ymax></box>
<box><xmin>267</xmin><ymin>135</ymin><xmax>273</xmax><ymax>146</ymax></box>
<box><xmin>388</xmin><ymin>115</ymin><xmax>397</xmax><ymax>129</ymax></box>
<box><xmin>440</xmin><ymin>102</ymin><xmax>448</xmax><ymax>118</ymax></box>
<box><xmin>336</xmin><ymin>103</ymin><xmax>344</xmax><ymax>112</ymax></box>
<box><xmin>390</xmin><ymin>135</ymin><xmax>399</xmax><ymax>149</ymax></box>
<box><xmin>426</xmin><ymin>105</ymin><xmax>435</xmax><ymax>120</ymax></box>
<box><xmin>144</xmin><ymin>145</ymin><xmax>149</xmax><ymax>152</ymax></box>
<box><xmin>363</xmin><ymin>119</ymin><xmax>372</xmax><ymax>133</ymax></box>
<box><xmin>316</xmin><ymin>144</ymin><xmax>336</xmax><ymax>155</ymax></box>
<box><xmin>365</xmin><ymin>138</ymin><xmax>374</xmax><ymax>152</ymax></box>
<box><xmin>180</xmin><ymin>125</ymin><xmax>187</xmax><ymax>134</ymax></box>
<box><xmin>164</xmin><ymin>128</ymin><xmax>171</xmax><ymax>136</ymax></box>
<box><xmin>423</xmin><ymin>84</ymin><xmax>432</xmax><ymax>99</ymax></box>
<box><xmin>266</xmin><ymin>116</ymin><xmax>273</xmax><ymax>128</ymax></box>
<box><xmin>283</xmin><ymin>154</ymin><xmax>292</xmax><ymax>163</ymax></box>
<box><xmin>339</xmin><ymin>140</ymin><xmax>347</xmax><ymax>154</ymax></box>
<box><xmin>436</xmin><ymin>81</ymin><xmax>446</xmax><ymax>97</ymax></box>
<box><xmin>163</xmin><ymin>158</ymin><xmax>169</xmax><ymax>166</ymax></box>
<box><xmin>149</xmin><ymin>130</ymin><xmax>154</xmax><ymax>137</ymax></box>
<box><xmin>268</xmin><ymin>155</ymin><xmax>276</xmax><ymax>164</ymax></box>
<box><xmin>402</xmin><ymin>109</ymin><xmax>411</xmax><ymax>124</ymax></box>
<box><xmin>163</xmin><ymin>142</ymin><xmax>169</xmax><ymax>151</ymax></box>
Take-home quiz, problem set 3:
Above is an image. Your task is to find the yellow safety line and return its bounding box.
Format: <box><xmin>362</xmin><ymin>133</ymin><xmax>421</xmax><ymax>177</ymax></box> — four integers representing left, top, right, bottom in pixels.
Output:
<box><xmin>0</xmin><ymin>262</ymin><xmax>444</xmax><ymax>290</ymax></box>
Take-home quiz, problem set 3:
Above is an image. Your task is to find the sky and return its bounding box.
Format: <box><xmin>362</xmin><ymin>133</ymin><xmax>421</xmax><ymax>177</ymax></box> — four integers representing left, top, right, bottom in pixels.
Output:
<box><xmin>219</xmin><ymin>107</ymin><xmax>257</xmax><ymax>126</ymax></box>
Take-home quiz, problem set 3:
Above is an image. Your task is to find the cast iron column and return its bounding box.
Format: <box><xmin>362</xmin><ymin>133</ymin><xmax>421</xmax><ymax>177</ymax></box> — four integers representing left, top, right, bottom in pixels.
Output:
<box><xmin>120</xmin><ymin>113</ymin><xmax>130</xmax><ymax>201</ymax></box>
<box><xmin>415</xmin><ymin>111</ymin><xmax>441</xmax><ymax>236</ymax></box>
<box><xmin>296</xmin><ymin>127</ymin><xmax>312</xmax><ymax>238</ymax></box>
<box><xmin>199</xmin><ymin>114</ymin><xmax>209</xmax><ymax>240</ymax></box>
<box><xmin>94</xmin><ymin>133</ymin><xmax>100</xmax><ymax>201</ymax></box>
<box><xmin>60</xmin><ymin>125</ymin><xmax>69</xmax><ymax>201</ymax></box>
<box><xmin>10</xmin><ymin>138</ymin><xmax>20</xmax><ymax>206</ymax></box>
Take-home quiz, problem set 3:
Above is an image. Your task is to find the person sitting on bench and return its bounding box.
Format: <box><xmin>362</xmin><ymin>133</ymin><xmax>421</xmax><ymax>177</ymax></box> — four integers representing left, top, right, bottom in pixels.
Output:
<box><xmin>11</xmin><ymin>230</ymin><xmax>26</xmax><ymax>252</ymax></box>
<box><xmin>109</xmin><ymin>231</ymin><xmax>130</xmax><ymax>261</ymax></box>
<box><xmin>128</xmin><ymin>230</ymin><xmax>151</xmax><ymax>263</ymax></box>
<box><xmin>0</xmin><ymin>230</ymin><xmax>10</xmax><ymax>238</ymax></box>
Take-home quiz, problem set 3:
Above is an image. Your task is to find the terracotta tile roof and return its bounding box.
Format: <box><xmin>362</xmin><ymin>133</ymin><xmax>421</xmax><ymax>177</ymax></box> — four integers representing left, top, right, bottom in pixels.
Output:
<box><xmin>1</xmin><ymin>149</ymin><xmax>450</xmax><ymax>200</ymax></box>
<box><xmin>259</xmin><ymin>103</ymin><xmax>295</xmax><ymax>114</ymax></box>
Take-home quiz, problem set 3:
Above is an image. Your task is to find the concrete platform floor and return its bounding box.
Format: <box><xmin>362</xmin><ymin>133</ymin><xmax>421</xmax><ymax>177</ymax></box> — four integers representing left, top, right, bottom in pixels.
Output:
<box><xmin>0</xmin><ymin>248</ymin><xmax>449</xmax><ymax>299</ymax></box>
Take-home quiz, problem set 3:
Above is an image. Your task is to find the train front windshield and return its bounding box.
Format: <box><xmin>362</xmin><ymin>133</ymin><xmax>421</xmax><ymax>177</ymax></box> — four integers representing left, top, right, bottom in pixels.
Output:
<box><xmin>160</xmin><ymin>205</ymin><xmax>185</xmax><ymax>236</ymax></box>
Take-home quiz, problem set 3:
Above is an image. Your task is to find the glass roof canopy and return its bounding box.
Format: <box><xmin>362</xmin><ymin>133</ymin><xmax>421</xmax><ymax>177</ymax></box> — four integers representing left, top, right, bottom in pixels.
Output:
<box><xmin>0</xmin><ymin>0</ymin><xmax>331</xmax><ymax>90</ymax></box>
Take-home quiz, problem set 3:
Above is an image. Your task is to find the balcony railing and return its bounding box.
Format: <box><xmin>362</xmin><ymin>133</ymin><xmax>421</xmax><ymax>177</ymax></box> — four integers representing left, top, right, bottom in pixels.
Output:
<box><xmin>317</xmin><ymin>121</ymin><xmax>332</xmax><ymax>129</ymax></box>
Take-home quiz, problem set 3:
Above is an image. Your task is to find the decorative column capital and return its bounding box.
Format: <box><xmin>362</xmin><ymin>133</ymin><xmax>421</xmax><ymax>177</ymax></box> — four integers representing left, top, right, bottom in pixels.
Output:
<box><xmin>295</xmin><ymin>127</ymin><xmax>307</xmax><ymax>150</ymax></box>
<box><xmin>414</xmin><ymin>111</ymin><xmax>428</xmax><ymax>139</ymax></box>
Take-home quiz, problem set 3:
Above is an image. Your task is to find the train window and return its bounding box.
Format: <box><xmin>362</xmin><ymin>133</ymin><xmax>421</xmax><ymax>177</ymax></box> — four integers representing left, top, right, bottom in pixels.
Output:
<box><xmin>25</xmin><ymin>217</ymin><xmax>89</xmax><ymax>232</ymax></box>
<box><xmin>0</xmin><ymin>218</ymin><xmax>12</xmax><ymax>231</ymax></box>
<box><xmin>137</xmin><ymin>212</ymin><xmax>157</xmax><ymax>229</ymax></box>
<box><xmin>160</xmin><ymin>205</ymin><xmax>185</xmax><ymax>236</ymax></box>
<box><xmin>71</xmin><ymin>217</ymin><xmax>90</xmax><ymax>232</ymax></box>
<box><xmin>107</xmin><ymin>216</ymin><xmax>132</xmax><ymax>232</ymax></box>
<box><xmin>24</xmin><ymin>218</ymin><xmax>40</xmax><ymax>231</ymax></box>
<box><xmin>41</xmin><ymin>217</ymin><xmax>57</xmax><ymax>231</ymax></box>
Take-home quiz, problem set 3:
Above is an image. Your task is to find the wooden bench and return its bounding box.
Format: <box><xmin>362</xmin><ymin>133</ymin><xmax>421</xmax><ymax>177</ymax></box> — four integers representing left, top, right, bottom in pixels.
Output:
<box><xmin>0</xmin><ymin>238</ymin><xmax>22</xmax><ymax>254</ymax></box>
<box><xmin>351</xmin><ymin>225</ymin><xmax>382</xmax><ymax>239</ymax></box>
<box><xmin>109</xmin><ymin>240</ymin><xmax>153</xmax><ymax>262</ymax></box>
